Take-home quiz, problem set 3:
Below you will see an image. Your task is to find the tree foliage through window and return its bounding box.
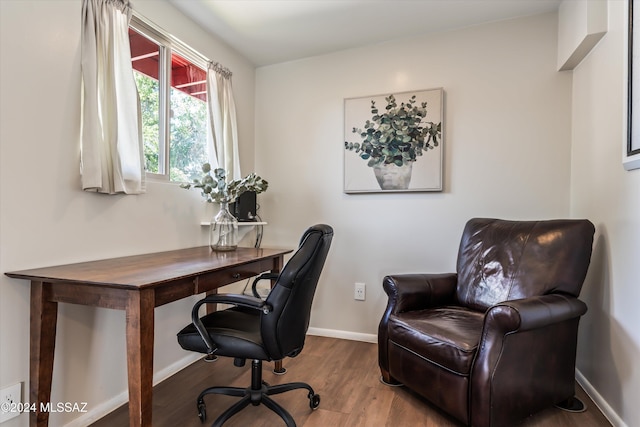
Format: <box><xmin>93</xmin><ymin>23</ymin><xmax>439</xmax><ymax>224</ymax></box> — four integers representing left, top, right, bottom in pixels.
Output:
<box><xmin>169</xmin><ymin>88</ymin><xmax>208</xmax><ymax>182</ymax></box>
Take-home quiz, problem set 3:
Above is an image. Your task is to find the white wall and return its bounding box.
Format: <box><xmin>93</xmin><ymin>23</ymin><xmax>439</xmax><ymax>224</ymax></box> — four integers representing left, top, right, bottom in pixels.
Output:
<box><xmin>255</xmin><ymin>12</ymin><xmax>572</xmax><ymax>336</ymax></box>
<box><xmin>0</xmin><ymin>1</ymin><xmax>255</xmax><ymax>426</ymax></box>
<box><xmin>571</xmin><ymin>1</ymin><xmax>640</xmax><ymax>426</ymax></box>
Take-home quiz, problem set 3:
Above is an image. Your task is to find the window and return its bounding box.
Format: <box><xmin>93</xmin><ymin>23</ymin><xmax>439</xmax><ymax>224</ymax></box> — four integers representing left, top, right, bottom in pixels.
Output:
<box><xmin>129</xmin><ymin>15</ymin><xmax>209</xmax><ymax>182</ymax></box>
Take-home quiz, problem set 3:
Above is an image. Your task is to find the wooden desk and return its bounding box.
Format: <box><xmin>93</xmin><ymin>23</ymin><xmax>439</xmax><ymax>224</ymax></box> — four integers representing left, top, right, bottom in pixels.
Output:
<box><xmin>5</xmin><ymin>246</ymin><xmax>292</xmax><ymax>427</ymax></box>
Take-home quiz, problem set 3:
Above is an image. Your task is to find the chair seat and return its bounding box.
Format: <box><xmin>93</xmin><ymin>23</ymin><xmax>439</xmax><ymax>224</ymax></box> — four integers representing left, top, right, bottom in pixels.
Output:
<box><xmin>177</xmin><ymin>307</ymin><xmax>269</xmax><ymax>360</ymax></box>
<box><xmin>388</xmin><ymin>306</ymin><xmax>484</xmax><ymax>375</ymax></box>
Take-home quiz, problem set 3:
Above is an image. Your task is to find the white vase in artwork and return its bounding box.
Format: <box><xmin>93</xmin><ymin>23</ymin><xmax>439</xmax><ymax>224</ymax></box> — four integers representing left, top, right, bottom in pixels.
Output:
<box><xmin>373</xmin><ymin>162</ymin><xmax>413</xmax><ymax>190</ymax></box>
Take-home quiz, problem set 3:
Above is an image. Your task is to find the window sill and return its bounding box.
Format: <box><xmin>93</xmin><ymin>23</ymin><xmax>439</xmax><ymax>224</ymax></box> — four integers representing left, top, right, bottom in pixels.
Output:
<box><xmin>200</xmin><ymin>221</ymin><xmax>267</xmax><ymax>226</ymax></box>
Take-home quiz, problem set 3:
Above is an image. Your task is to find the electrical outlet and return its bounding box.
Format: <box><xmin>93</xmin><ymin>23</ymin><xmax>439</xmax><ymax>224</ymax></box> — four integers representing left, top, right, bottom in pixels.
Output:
<box><xmin>354</xmin><ymin>282</ymin><xmax>365</xmax><ymax>301</ymax></box>
<box><xmin>0</xmin><ymin>382</ymin><xmax>22</xmax><ymax>423</ymax></box>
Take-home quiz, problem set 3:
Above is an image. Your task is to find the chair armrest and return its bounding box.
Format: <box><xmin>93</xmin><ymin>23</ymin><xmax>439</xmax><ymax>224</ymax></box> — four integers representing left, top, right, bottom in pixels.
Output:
<box><xmin>251</xmin><ymin>272</ymin><xmax>279</xmax><ymax>298</ymax></box>
<box><xmin>382</xmin><ymin>273</ymin><xmax>458</xmax><ymax>314</ymax></box>
<box><xmin>200</xmin><ymin>293</ymin><xmax>273</xmax><ymax>312</ymax></box>
<box><xmin>191</xmin><ymin>293</ymin><xmax>273</xmax><ymax>355</ymax></box>
<box><xmin>485</xmin><ymin>294</ymin><xmax>588</xmax><ymax>333</ymax></box>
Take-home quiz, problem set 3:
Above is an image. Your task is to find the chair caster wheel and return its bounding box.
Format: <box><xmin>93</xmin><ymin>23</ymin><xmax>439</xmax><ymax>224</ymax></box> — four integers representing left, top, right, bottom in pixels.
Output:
<box><xmin>197</xmin><ymin>401</ymin><xmax>207</xmax><ymax>422</ymax></box>
<box><xmin>309</xmin><ymin>393</ymin><xmax>320</xmax><ymax>410</ymax></box>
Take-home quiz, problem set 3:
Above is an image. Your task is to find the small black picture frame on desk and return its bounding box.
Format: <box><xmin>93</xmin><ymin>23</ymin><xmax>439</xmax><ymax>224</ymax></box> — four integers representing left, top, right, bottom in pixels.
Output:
<box><xmin>627</xmin><ymin>0</ymin><xmax>640</xmax><ymax>170</ymax></box>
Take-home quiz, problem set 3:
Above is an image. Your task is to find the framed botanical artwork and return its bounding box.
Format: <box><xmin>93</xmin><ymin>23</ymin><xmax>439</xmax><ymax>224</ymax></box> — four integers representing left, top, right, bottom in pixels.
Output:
<box><xmin>627</xmin><ymin>0</ymin><xmax>640</xmax><ymax>170</ymax></box>
<box><xmin>343</xmin><ymin>88</ymin><xmax>444</xmax><ymax>193</ymax></box>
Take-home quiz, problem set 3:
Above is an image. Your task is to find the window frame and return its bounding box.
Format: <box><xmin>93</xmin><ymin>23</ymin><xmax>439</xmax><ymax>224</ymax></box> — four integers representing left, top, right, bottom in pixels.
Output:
<box><xmin>129</xmin><ymin>12</ymin><xmax>210</xmax><ymax>182</ymax></box>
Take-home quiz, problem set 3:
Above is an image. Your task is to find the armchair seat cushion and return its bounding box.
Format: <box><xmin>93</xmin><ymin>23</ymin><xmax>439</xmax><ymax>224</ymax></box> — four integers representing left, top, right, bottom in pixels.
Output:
<box><xmin>388</xmin><ymin>306</ymin><xmax>484</xmax><ymax>375</ymax></box>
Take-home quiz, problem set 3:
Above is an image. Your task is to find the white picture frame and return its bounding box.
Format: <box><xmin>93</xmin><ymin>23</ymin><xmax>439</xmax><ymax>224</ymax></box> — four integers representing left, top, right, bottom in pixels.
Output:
<box><xmin>343</xmin><ymin>88</ymin><xmax>444</xmax><ymax>193</ymax></box>
<box><xmin>626</xmin><ymin>0</ymin><xmax>640</xmax><ymax>170</ymax></box>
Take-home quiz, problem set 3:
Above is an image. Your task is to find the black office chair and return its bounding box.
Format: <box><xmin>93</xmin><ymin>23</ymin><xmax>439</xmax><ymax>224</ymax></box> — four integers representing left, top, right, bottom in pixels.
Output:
<box><xmin>177</xmin><ymin>224</ymin><xmax>334</xmax><ymax>427</ymax></box>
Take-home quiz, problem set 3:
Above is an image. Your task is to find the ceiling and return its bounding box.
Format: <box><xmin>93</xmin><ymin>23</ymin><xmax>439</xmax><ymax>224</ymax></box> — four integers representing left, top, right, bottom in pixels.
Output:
<box><xmin>169</xmin><ymin>0</ymin><xmax>561</xmax><ymax>67</ymax></box>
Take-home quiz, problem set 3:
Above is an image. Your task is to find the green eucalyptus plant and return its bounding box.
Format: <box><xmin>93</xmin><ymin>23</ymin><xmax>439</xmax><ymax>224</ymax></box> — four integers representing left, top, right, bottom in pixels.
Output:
<box><xmin>345</xmin><ymin>94</ymin><xmax>442</xmax><ymax>167</ymax></box>
<box><xmin>180</xmin><ymin>163</ymin><xmax>268</xmax><ymax>203</ymax></box>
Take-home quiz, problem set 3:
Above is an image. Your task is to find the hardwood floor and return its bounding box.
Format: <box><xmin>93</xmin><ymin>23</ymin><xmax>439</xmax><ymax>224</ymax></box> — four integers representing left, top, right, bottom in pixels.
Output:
<box><xmin>90</xmin><ymin>335</ymin><xmax>611</xmax><ymax>427</ymax></box>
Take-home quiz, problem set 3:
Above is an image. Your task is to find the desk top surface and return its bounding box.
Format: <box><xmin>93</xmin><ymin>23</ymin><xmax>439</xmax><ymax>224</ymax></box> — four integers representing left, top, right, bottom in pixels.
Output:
<box><xmin>5</xmin><ymin>246</ymin><xmax>292</xmax><ymax>288</ymax></box>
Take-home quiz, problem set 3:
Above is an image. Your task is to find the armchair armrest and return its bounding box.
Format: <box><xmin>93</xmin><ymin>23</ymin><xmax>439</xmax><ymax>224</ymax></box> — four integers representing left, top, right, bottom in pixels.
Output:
<box><xmin>485</xmin><ymin>293</ymin><xmax>588</xmax><ymax>334</ymax></box>
<box><xmin>382</xmin><ymin>273</ymin><xmax>458</xmax><ymax>315</ymax></box>
<box><xmin>471</xmin><ymin>293</ymin><xmax>588</xmax><ymax>424</ymax></box>
<box><xmin>191</xmin><ymin>293</ymin><xmax>273</xmax><ymax>355</ymax></box>
<box><xmin>378</xmin><ymin>273</ymin><xmax>457</xmax><ymax>382</ymax></box>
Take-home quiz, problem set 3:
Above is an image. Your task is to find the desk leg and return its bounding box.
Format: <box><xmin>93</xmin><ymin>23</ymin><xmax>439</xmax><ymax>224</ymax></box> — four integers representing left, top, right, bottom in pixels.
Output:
<box><xmin>30</xmin><ymin>281</ymin><xmax>57</xmax><ymax>427</ymax></box>
<box><xmin>125</xmin><ymin>289</ymin><xmax>155</xmax><ymax>427</ymax></box>
<box><xmin>273</xmin><ymin>360</ymin><xmax>285</xmax><ymax>374</ymax></box>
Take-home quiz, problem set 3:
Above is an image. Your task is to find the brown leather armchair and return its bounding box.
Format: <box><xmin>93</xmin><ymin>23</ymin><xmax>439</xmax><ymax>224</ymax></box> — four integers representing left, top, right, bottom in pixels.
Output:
<box><xmin>378</xmin><ymin>218</ymin><xmax>595</xmax><ymax>427</ymax></box>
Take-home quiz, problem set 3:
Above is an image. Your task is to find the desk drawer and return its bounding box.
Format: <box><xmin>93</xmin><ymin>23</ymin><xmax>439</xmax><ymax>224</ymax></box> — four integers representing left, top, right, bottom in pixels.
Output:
<box><xmin>196</xmin><ymin>262</ymin><xmax>270</xmax><ymax>294</ymax></box>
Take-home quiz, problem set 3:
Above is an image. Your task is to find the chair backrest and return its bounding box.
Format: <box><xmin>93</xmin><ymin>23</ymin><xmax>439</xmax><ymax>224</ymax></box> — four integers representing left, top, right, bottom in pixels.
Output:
<box><xmin>455</xmin><ymin>218</ymin><xmax>595</xmax><ymax>311</ymax></box>
<box><xmin>261</xmin><ymin>224</ymin><xmax>333</xmax><ymax>359</ymax></box>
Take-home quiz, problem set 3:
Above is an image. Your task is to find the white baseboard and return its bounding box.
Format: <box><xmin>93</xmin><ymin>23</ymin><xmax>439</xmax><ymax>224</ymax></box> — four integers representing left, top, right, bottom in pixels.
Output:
<box><xmin>306</xmin><ymin>327</ymin><xmax>377</xmax><ymax>344</ymax></box>
<box><xmin>64</xmin><ymin>353</ymin><xmax>201</xmax><ymax>427</ymax></box>
<box><xmin>576</xmin><ymin>369</ymin><xmax>627</xmax><ymax>427</ymax></box>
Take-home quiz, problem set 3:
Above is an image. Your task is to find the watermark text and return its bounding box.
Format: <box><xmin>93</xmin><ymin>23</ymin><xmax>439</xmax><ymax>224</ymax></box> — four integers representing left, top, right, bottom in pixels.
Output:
<box><xmin>1</xmin><ymin>401</ymin><xmax>88</xmax><ymax>414</ymax></box>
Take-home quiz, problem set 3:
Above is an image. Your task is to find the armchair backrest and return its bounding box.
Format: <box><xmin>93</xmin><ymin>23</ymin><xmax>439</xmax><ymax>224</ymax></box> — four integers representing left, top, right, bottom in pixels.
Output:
<box><xmin>261</xmin><ymin>224</ymin><xmax>333</xmax><ymax>360</ymax></box>
<box><xmin>455</xmin><ymin>218</ymin><xmax>595</xmax><ymax>311</ymax></box>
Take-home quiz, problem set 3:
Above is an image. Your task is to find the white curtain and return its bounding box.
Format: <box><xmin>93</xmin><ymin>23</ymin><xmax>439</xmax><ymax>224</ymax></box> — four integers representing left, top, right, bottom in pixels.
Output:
<box><xmin>81</xmin><ymin>0</ymin><xmax>145</xmax><ymax>194</ymax></box>
<box><xmin>206</xmin><ymin>62</ymin><xmax>241</xmax><ymax>180</ymax></box>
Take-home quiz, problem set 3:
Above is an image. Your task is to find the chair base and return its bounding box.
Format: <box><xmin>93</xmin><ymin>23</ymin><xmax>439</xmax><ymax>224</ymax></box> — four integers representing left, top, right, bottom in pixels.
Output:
<box><xmin>197</xmin><ymin>359</ymin><xmax>320</xmax><ymax>427</ymax></box>
<box><xmin>555</xmin><ymin>396</ymin><xmax>586</xmax><ymax>413</ymax></box>
<box><xmin>379</xmin><ymin>375</ymin><xmax>403</xmax><ymax>387</ymax></box>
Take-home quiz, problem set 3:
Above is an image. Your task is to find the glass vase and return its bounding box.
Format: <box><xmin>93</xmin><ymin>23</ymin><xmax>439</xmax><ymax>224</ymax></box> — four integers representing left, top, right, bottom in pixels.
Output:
<box><xmin>210</xmin><ymin>201</ymin><xmax>238</xmax><ymax>251</ymax></box>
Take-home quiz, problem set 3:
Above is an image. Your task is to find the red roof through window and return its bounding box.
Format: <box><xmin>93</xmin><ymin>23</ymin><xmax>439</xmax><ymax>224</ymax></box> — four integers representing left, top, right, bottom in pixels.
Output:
<box><xmin>129</xmin><ymin>28</ymin><xmax>207</xmax><ymax>102</ymax></box>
